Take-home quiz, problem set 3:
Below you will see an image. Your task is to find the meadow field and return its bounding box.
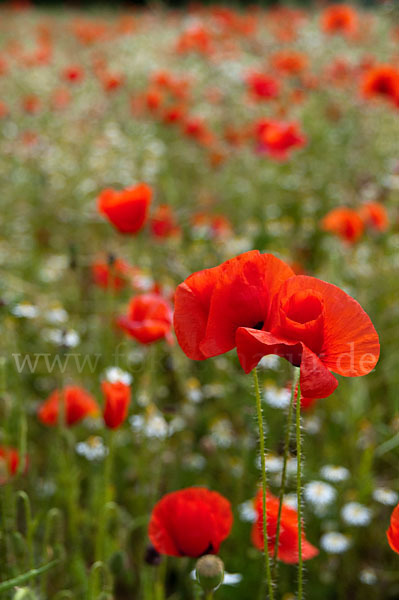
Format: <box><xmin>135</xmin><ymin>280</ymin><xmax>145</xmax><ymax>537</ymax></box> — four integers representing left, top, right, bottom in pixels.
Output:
<box><xmin>0</xmin><ymin>1</ymin><xmax>398</xmax><ymax>599</ymax></box>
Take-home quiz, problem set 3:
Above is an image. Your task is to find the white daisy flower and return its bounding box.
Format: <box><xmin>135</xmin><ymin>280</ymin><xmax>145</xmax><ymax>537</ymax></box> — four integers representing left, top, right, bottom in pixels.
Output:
<box><xmin>304</xmin><ymin>481</ymin><xmax>336</xmax><ymax>507</ymax></box>
<box><xmin>359</xmin><ymin>568</ymin><xmax>377</xmax><ymax>585</ymax></box>
<box><xmin>258</xmin><ymin>355</ymin><xmax>280</xmax><ymax>370</ymax></box>
<box><xmin>341</xmin><ymin>502</ymin><xmax>372</xmax><ymax>526</ymax></box>
<box><xmin>283</xmin><ymin>493</ymin><xmax>298</xmax><ymax>511</ymax></box>
<box><xmin>76</xmin><ymin>436</ymin><xmax>108</xmax><ymax>461</ymax></box>
<box><xmin>320</xmin><ymin>465</ymin><xmax>350</xmax><ymax>483</ymax></box>
<box><xmin>12</xmin><ymin>303</ymin><xmax>39</xmax><ymax>319</ymax></box>
<box><xmin>263</xmin><ymin>454</ymin><xmax>283</xmax><ymax>473</ymax></box>
<box><xmin>46</xmin><ymin>306</ymin><xmax>68</xmax><ymax>324</ymax></box>
<box><xmin>104</xmin><ymin>366</ymin><xmax>132</xmax><ymax>385</ymax></box>
<box><xmin>238</xmin><ymin>500</ymin><xmax>257</xmax><ymax>523</ymax></box>
<box><xmin>264</xmin><ymin>385</ymin><xmax>291</xmax><ymax>409</ymax></box>
<box><xmin>320</xmin><ymin>532</ymin><xmax>351</xmax><ymax>554</ymax></box>
<box><xmin>130</xmin><ymin>413</ymin><xmax>168</xmax><ymax>440</ymax></box>
<box><xmin>303</xmin><ymin>416</ymin><xmax>321</xmax><ymax>435</ymax></box>
<box><xmin>372</xmin><ymin>487</ymin><xmax>399</xmax><ymax>506</ymax></box>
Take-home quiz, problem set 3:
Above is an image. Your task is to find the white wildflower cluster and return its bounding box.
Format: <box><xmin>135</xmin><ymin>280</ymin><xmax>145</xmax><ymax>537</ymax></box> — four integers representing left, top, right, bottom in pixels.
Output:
<box><xmin>76</xmin><ymin>436</ymin><xmax>108</xmax><ymax>461</ymax></box>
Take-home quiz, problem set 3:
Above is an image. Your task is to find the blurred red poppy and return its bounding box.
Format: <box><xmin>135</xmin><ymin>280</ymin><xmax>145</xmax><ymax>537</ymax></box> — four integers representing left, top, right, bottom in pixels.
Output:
<box><xmin>92</xmin><ymin>258</ymin><xmax>133</xmax><ymax>291</ymax></box>
<box><xmin>51</xmin><ymin>88</ymin><xmax>71</xmax><ymax>110</ymax></box>
<box><xmin>359</xmin><ymin>202</ymin><xmax>388</xmax><ymax>232</ymax></box>
<box><xmin>38</xmin><ymin>386</ymin><xmax>99</xmax><ymax>426</ymax></box>
<box><xmin>102</xmin><ymin>381</ymin><xmax>131</xmax><ymax>429</ymax></box>
<box><xmin>117</xmin><ymin>293</ymin><xmax>173</xmax><ymax>344</ymax></box>
<box><xmin>22</xmin><ymin>95</ymin><xmax>41</xmax><ymax>114</ymax></box>
<box><xmin>174</xmin><ymin>250</ymin><xmax>294</xmax><ymax>361</ymax></box>
<box><xmin>101</xmin><ymin>71</ymin><xmax>124</xmax><ymax>92</ymax></box>
<box><xmin>361</xmin><ymin>64</ymin><xmax>399</xmax><ymax>106</ymax></box>
<box><xmin>271</xmin><ymin>51</ymin><xmax>308</xmax><ymax>76</ymax></box>
<box><xmin>252</xmin><ymin>489</ymin><xmax>318</xmax><ymax>563</ymax></box>
<box><xmin>246</xmin><ymin>72</ymin><xmax>280</xmax><ymax>101</ymax></box>
<box><xmin>149</xmin><ymin>487</ymin><xmax>233</xmax><ymax>557</ymax></box>
<box><xmin>387</xmin><ymin>502</ymin><xmax>399</xmax><ymax>554</ymax></box>
<box><xmin>62</xmin><ymin>65</ymin><xmax>85</xmax><ymax>83</ymax></box>
<box><xmin>150</xmin><ymin>204</ymin><xmax>180</xmax><ymax>238</ymax></box>
<box><xmin>0</xmin><ymin>447</ymin><xmax>27</xmax><ymax>484</ymax></box>
<box><xmin>321</xmin><ymin>4</ymin><xmax>358</xmax><ymax>36</ymax></box>
<box><xmin>236</xmin><ymin>275</ymin><xmax>379</xmax><ymax>398</ymax></box>
<box><xmin>98</xmin><ymin>183</ymin><xmax>152</xmax><ymax>234</ymax></box>
<box><xmin>255</xmin><ymin>119</ymin><xmax>307</xmax><ymax>160</ymax></box>
<box><xmin>321</xmin><ymin>207</ymin><xmax>364</xmax><ymax>243</ymax></box>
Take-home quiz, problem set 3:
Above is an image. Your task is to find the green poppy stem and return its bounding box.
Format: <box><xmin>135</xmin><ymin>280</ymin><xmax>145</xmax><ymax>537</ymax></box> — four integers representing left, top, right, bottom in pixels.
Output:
<box><xmin>252</xmin><ymin>368</ymin><xmax>274</xmax><ymax>600</ymax></box>
<box><xmin>273</xmin><ymin>367</ymin><xmax>300</xmax><ymax>568</ymax></box>
<box><xmin>296</xmin><ymin>375</ymin><xmax>303</xmax><ymax>600</ymax></box>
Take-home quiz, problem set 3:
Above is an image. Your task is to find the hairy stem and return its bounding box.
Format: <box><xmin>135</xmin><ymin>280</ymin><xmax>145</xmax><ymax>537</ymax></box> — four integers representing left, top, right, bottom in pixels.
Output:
<box><xmin>252</xmin><ymin>369</ymin><xmax>274</xmax><ymax>600</ymax></box>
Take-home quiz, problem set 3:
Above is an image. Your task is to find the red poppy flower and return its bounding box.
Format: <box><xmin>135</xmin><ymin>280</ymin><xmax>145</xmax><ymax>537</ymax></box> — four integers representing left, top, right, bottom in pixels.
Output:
<box><xmin>321</xmin><ymin>207</ymin><xmax>364</xmax><ymax>243</ymax></box>
<box><xmin>0</xmin><ymin>101</ymin><xmax>8</xmax><ymax>118</ymax></box>
<box><xmin>22</xmin><ymin>95</ymin><xmax>41</xmax><ymax>114</ymax></box>
<box><xmin>246</xmin><ymin>72</ymin><xmax>280</xmax><ymax>101</ymax></box>
<box><xmin>0</xmin><ymin>446</ymin><xmax>26</xmax><ymax>484</ymax></box>
<box><xmin>117</xmin><ymin>293</ymin><xmax>173</xmax><ymax>344</ymax></box>
<box><xmin>191</xmin><ymin>213</ymin><xmax>233</xmax><ymax>239</ymax></box>
<box><xmin>38</xmin><ymin>386</ymin><xmax>99</xmax><ymax>426</ymax></box>
<box><xmin>174</xmin><ymin>251</ymin><xmax>294</xmax><ymax>361</ymax></box>
<box><xmin>321</xmin><ymin>4</ymin><xmax>358</xmax><ymax>36</ymax></box>
<box><xmin>98</xmin><ymin>183</ymin><xmax>152</xmax><ymax>234</ymax></box>
<box><xmin>236</xmin><ymin>274</ymin><xmax>379</xmax><ymax>398</ymax></box>
<box><xmin>92</xmin><ymin>258</ymin><xmax>133</xmax><ymax>291</ymax></box>
<box><xmin>387</xmin><ymin>502</ymin><xmax>399</xmax><ymax>554</ymax></box>
<box><xmin>359</xmin><ymin>202</ymin><xmax>388</xmax><ymax>232</ymax></box>
<box><xmin>51</xmin><ymin>88</ymin><xmax>71</xmax><ymax>110</ymax></box>
<box><xmin>175</xmin><ymin>25</ymin><xmax>213</xmax><ymax>56</ymax></box>
<box><xmin>252</xmin><ymin>489</ymin><xmax>318</xmax><ymax>563</ymax></box>
<box><xmin>182</xmin><ymin>117</ymin><xmax>214</xmax><ymax>146</ymax></box>
<box><xmin>361</xmin><ymin>64</ymin><xmax>399</xmax><ymax>106</ymax></box>
<box><xmin>271</xmin><ymin>51</ymin><xmax>308</xmax><ymax>76</ymax></box>
<box><xmin>62</xmin><ymin>65</ymin><xmax>85</xmax><ymax>83</ymax></box>
<box><xmin>101</xmin><ymin>71</ymin><xmax>124</xmax><ymax>93</ymax></box>
<box><xmin>150</xmin><ymin>204</ymin><xmax>180</xmax><ymax>238</ymax></box>
<box><xmin>149</xmin><ymin>487</ymin><xmax>233</xmax><ymax>557</ymax></box>
<box><xmin>255</xmin><ymin>119</ymin><xmax>307</xmax><ymax>160</ymax></box>
<box><xmin>102</xmin><ymin>381</ymin><xmax>131</xmax><ymax>429</ymax></box>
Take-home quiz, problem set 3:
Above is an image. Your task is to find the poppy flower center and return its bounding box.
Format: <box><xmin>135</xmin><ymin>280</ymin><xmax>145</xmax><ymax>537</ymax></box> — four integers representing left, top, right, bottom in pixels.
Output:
<box><xmin>284</xmin><ymin>291</ymin><xmax>323</xmax><ymax>324</ymax></box>
<box><xmin>276</xmin><ymin>289</ymin><xmax>325</xmax><ymax>356</ymax></box>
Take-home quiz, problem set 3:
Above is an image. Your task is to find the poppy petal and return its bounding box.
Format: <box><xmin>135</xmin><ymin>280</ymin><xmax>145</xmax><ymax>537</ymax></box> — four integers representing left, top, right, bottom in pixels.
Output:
<box><xmin>200</xmin><ymin>253</ymin><xmax>294</xmax><ymax>357</ymax></box>
<box><xmin>271</xmin><ymin>276</ymin><xmax>380</xmax><ymax>377</ymax></box>
<box><xmin>173</xmin><ymin>263</ymin><xmax>224</xmax><ymax>360</ymax></box>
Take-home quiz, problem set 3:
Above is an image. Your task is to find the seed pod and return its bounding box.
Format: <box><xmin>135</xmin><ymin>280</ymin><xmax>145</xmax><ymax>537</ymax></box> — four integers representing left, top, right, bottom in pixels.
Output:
<box><xmin>196</xmin><ymin>554</ymin><xmax>224</xmax><ymax>592</ymax></box>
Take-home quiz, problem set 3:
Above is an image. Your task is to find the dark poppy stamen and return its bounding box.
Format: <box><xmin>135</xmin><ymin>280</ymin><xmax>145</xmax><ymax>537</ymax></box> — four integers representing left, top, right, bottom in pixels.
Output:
<box><xmin>253</xmin><ymin>321</ymin><xmax>264</xmax><ymax>330</ymax></box>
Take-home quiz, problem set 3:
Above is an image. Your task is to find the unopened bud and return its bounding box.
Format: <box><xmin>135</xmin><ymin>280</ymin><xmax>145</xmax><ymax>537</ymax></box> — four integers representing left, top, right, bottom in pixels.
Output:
<box><xmin>196</xmin><ymin>555</ymin><xmax>224</xmax><ymax>592</ymax></box>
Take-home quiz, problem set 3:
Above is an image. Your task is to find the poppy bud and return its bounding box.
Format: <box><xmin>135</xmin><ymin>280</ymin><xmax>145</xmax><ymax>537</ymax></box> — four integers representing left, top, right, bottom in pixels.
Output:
<box><xmin>196</xmin><ymin>555</ymin><xmax>224</xmax><ymax>592</ymax></box>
